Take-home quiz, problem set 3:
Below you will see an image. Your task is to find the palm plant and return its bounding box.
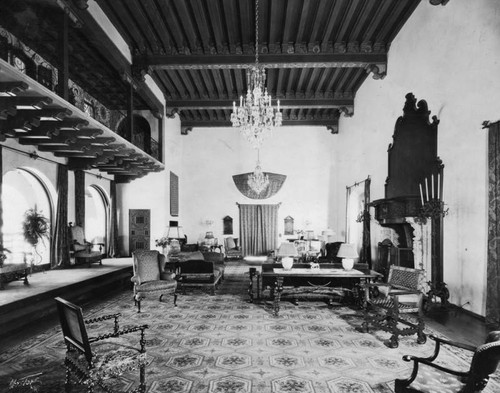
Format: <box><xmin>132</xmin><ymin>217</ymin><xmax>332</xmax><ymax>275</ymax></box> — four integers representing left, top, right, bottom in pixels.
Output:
<box><xmin>22</xmin><ymin>207</ymin><xmax>50</xmax><ymax>264</ymax></box>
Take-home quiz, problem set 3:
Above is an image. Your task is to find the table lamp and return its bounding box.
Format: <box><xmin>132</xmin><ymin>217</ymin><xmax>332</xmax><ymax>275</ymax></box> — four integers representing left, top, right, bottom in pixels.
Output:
<box><xmin>336</xmin><ymin>243</ymin><xmax>359</xmax><ymax>270</ymax></box>
<box><xmin>277</xmin><ymin>242</ymin><xmax>298</xmax><ymax>270</ymax></box>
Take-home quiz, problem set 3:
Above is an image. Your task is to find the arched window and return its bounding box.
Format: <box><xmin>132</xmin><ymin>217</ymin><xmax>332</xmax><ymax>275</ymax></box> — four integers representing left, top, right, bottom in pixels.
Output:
<box><xmin>2</xmin><ymin>168</ymin><xmax>54</xmax><ymax>266</ymax></box>
<box><xmin>85</xmin><ymin>185</ymin><xmax>109</xmax><ymax>254</ymax></box>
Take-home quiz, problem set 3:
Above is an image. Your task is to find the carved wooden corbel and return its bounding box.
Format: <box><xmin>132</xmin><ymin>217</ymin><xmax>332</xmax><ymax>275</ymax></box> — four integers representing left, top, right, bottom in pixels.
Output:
<box><xmin>339</xmin><ymin>106</ymin><xmax>354</xmax><ymax>118</ymax></box>
<box><xmin>366</xmin><ymin>64</ymin><xmax>386</xmax><ymax>80</ymax></box>
<box><xmin>327</xmin><ymin>125</ymin><xmax>339</xmax><ymax>134</ymax></box>
<box><xmin>181</xmin><ymin>126</ymin><xmax>193</xmax><ymax>135</ymax></box>
<box><xmin>429</xmin><ymin>0</ymin><xmax>449</xmax><ymax>5</ymax></box>
<box><xmin>166</xmin><ymin>108</ymin><xmax>178</xmax><ymax>119</ymax></box>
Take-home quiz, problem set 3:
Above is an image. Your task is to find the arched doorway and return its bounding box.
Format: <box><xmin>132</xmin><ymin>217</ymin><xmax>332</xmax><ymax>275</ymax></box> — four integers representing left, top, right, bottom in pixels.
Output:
<box><xmin>2</xmin><ymin>168</ymin><xmax>54</xmax><ymax>266</ymax></box>
<box><xmin>85</xmin><ymin>185</ymin><xmax>109</xmax><ymax>256</ymax></box>
<box><xmin>116</xmin><ymin>115</ymin><xmax>152</xmax><ymax>155</ymax></box>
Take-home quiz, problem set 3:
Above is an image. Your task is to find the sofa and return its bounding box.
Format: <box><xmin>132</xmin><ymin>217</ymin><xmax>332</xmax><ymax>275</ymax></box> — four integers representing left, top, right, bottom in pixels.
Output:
<box><xmin>165</xmin><ymin>250</ymin><xmax>225</xmax><ymax>295</ymax></box>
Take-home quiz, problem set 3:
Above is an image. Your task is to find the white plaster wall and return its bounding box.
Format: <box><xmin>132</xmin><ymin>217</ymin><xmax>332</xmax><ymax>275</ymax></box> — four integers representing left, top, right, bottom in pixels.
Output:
<box><xmin>335</xmin><ymin>0</ymin><xmax>500</xmax><ymax>316</ymax></box>
<box><xmin>180</xmin><ymin>126</ymin><xmax>336</xmax><ymax>246</ymax></box>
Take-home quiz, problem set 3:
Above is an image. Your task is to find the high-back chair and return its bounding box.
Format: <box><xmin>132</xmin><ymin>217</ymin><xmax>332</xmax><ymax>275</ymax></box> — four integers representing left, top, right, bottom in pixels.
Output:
<box><xmin>224</xmin><ymin>237</ymin><xmax>242</xmax><ymax>260</ymax></box>
<box><xmin>68</xmin><ymin>223</ymin><xmax>104</xmax><ymax>267</ymax></box>
<box><xmin>361</xmin><ymin>265</ymin><xmax>426</xmax><ymax>348</ymax></box>
<box><xmin>395</xmin><ymin>331</ymin><xmax>500</xmax><ymax>392</ymax></box>
<box><xmin>55</xmin><ymin>297</ymin><xmax>148</xmax><ymax>393</ymax></box>
<box><xmin>131</xmin><ymin>250</ymin><xmax>178</xmax><ymax>312</ymax></box>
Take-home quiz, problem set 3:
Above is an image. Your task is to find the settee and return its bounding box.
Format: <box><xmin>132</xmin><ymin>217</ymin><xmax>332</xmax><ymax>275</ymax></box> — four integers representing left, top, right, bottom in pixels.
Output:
<box><xmin>168</xmin><ymin>250</ymin><xmax>225</xmax><ymax>295</ymax></box>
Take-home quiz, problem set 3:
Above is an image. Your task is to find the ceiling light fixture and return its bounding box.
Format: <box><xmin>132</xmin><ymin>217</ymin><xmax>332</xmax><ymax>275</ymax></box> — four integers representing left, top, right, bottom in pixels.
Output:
<box><xmin>230</xmin><ymin>0</ymin><xmax>282</xmax><ymax>149</ymax></box>
<box><xmin>248</xmin><ymin>149</ymin><xmax>270</xmax><ymax>194</ymax></box>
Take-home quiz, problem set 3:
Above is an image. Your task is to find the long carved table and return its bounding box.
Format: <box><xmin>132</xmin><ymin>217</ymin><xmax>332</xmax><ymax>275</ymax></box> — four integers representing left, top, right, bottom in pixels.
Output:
<box><xmin>251</xmin><ymin>263</ymin><xmax>381</xmax><ymax>317</ymax></box>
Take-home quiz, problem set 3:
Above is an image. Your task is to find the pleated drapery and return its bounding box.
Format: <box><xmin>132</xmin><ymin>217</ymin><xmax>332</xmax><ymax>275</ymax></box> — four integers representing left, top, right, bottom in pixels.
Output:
<box><xmin>239</xmin><ymin>204</ymin><xmax>279</xmax><ymax>256</ymax></box>
<box><xmin>51</xmin><ymin>164</ymin><xmax>70</xmax><ymax>268</ymax></box>
<box><xmin>487</xmin><ymin>121</ymin><xmax>500</xmax><ymax>326</ymax></box>
<box><xmin>107</xmin><ymin>180</ymin><xmax>120</xmax><ymax>258</ymax></box>
<box><xmin>74</xmin><ymin>170</ymin><xmax>85</xmax><ymax>229</ymax></box>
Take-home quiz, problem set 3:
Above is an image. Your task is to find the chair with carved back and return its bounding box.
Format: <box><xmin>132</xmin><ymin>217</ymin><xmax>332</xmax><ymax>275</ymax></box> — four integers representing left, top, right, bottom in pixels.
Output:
<box><xmin>68</xmin><ymin>223</ymin><xmax>104</xmax><ymax>267</ymax></box>
<box><xmin>395</xmin><ymin>331</ymin><xmax>500</xmax><ymax>392</ymax></box>
<box><xmin>55</xmin><ymin>297</ymin><xmax>148</xmax><ymax>393</ymax></box>
<box><xmin>361</xmin><ymin>265</ymin><xmax>427</xmax><ymax>348</ymax></box>
<box><xmin>224</xmin><ymin>237</ymin><xmax>242</xmax><ymax>260</ymax></box>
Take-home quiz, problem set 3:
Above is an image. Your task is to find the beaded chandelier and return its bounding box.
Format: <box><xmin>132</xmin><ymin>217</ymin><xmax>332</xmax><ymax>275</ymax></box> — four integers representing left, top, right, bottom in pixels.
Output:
<box><xmin>230</xmin><ymin>0</ymin><xmax>282</xmax><ymax>149</ymax></box>
<box><xmin>247</xmin><ymin>152</ymin><xmax>270</xmax><ymax>195</ymax></box>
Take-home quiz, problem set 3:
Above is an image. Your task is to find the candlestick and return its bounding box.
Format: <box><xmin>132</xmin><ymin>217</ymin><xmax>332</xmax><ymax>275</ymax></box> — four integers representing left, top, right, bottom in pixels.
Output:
<box><xmin>240</xmin><ymin>96</ymin><xmax>243</xmax><ymax>106</ymax></box>
<box><xmin>277</xmin><ymin>100</ymin><xmax>280</xmax><ymax>111</ymax></box>
<box><xmin>233</xmin><ymin>101</ymin><xmax>236</xmax><ymax>111</ymax></box>
<box><xmin>419</xmin><ymin>183</ymin><xmax>424</xmax><ymax>206</ymax></box>
<box><xmin>425</xmin><ymin>177</ymin><xmax>429</xmax><ymax>202</ymax></box>
<box><xmin>431</xmin><ymin>174</ymin><xmax>435</xmax><ymax>199</ymax></box>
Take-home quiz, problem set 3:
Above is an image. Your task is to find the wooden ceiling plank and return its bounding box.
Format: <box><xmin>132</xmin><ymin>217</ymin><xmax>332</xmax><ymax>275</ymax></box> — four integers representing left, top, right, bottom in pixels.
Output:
<box><xmin>208</xmin><ymin>0</ymin><xmax>227</xmax><ymax>51</ymax></box>
<box><xmin>334</xmin><ymin>0</ymin><xmax>362</xmax><ymax>43</ymax></box>
<box><xmin>233</xmin><ymin>69</ymin><xmax>245</xmax><ymax>99</ymax></box>
<box><xmin>154</xmin><ymin>71</ymin><xmax>179</xmax><ymax>100</ymax></box>
<box><xmin>220</xmin><ymin>0</ymin><xmax>238</xmax><ymax>51</ymax></box>
<box><xmin>375</xmin><ymin>0</ymin><xmax>414</xmax><ymax>43</ymax></box>
<box><xmin>222</xmin><ymin>69</ymin><xmax>235</xmax><ymax>100</ymax></box>
<box><xmin>237</xmin><ymin>0</ymin><xmax>253</xmax><ymax>47</ymax></box>
<box><xmin>126</xmin><ymin>0</ymin><xmax>163</xmax><ymax>54</ymax></box>
<box><xmin>295</xmin><ymin>68</ymin><xmax>310</xmax><ymax>96</ymax></box>
<box><xmin>348</xmin><ymin>0</ymin><xmax>377</xmax><ymax>42</ymax></box>
<box><xmin>267</xmin><ymin>0</ymin><xmax>284</xmax><ymax>46</ymax></box>
<box><xmin>190</xmin><ymin>0</ymin><xmax>213</xmax><ymax>52</ymax></box>
<box><xmin>141</xmin><ymin>0</ymin><xmax>173</xmax><ymax>51</ymax></box>
<box><xmin>189</xmin><ymin>70</ymin><xmax>209</xmax><ymax>99</ymax></box>
<box><xmin>0</xmin><ymin>96</ymin><xmax>52</xmax><ymax>109</ymax></box>
<box><xmin>305</xmin><ymin>68</ymin><xmax>321</xmax><ymax>95</ymax></box>
<box><xmin>325</xmin><ymin>68</ymin><xmax>343</xmax><ymax>93</ymax></box>
<box><xmin>200</xmin><ymin>69</ymin><xmax>219</xmax><ymax>99</ymax></box>
<box><xmin>362</xmin><ymin>0</ymin><xmax>394</xmax><ymax>41</ymax></box>
<box><xmin>384</xmin><ymin>0</ymin><xmax>421</xmax><ymax>43</ymax></box>
<box><xmin>295</xmin><ymin>0</ymin><xmax>312</xmax><ymax>44</ymax></box>
<box><xmin>168</xmin><ymin>70</ymin><xmax>189</xmax><ymax>99</ymax></box>
<box><xmin>172</xmin><ymin>0</ymin><xmax>199</xmax><ymax>51</ymax></box>
<box><xmin>0</xmin><ymin>81</ymin><xmax>29</xmax><ymax>94</ymax></box>
<box><xmin>156</xmin><ymin>0</ymin><xmax>186</xmax><ymax>50</ymax></box>
<box><xmin>282</xmin><ymin>0</ymin><xmax>301</xmax><ymax>44</ymax></box>
<box><xmin>309</xmin><ymin>0</ymin><xmax>331</xmax><ymax>43</ymax></box>
<box><xmin>177</xmin><ymin>69</ymin><xmax>198</xmax><ymax>99</ymax></box>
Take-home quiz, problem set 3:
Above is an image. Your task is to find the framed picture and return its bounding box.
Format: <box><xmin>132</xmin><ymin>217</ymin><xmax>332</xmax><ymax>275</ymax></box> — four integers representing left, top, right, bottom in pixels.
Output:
<box><xmin>284</xmin><ymin>216</ymin><xmax>294</xmax><ymax>235</ymax></box>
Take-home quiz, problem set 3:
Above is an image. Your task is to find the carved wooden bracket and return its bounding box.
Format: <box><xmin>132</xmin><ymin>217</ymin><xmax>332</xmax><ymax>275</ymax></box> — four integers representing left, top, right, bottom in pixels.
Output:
<box><xmin>429</xmin><ymin>0</ymin><xmax>449</xmax><ymax>5</ymax></box>
<box><xmin>181</xmin><ymin>126</ymin><xmax>193</xmax><ymax>135</ymax></box>
<box><xmin>365</xmin><ymin>64</ymin><xmax>386</xmax><ymax>80</ymax></box>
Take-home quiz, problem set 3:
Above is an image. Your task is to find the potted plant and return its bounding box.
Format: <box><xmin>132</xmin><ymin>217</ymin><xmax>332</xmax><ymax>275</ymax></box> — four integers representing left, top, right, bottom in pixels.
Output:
<box><xmin>22</xmin><ymin>207</ymin><xmax>50</xmax><ymax>265</ymax></box>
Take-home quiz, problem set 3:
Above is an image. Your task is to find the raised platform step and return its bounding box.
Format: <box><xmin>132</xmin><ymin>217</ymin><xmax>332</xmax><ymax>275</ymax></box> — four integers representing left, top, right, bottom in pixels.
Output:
<box><xmin>0</xmin><ymin>258</ymin><xmax>132</xmax><ymax>340</ymax></box>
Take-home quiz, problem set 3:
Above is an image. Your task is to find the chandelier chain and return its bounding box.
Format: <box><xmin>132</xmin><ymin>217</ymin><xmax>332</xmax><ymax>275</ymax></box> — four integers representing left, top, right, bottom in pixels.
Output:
<box><xmin>255</xmin><ymin>0</ymin><xmax>259</xmax><ymax>66</ymax></box>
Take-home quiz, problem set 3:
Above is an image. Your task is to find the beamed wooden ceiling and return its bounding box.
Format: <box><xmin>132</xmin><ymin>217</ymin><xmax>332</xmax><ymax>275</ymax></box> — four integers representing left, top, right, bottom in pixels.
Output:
<box><xmin>100</xmin><ymin>0</ymin><xmax>422</xmax><ymax>132</ymax></box>
<box><xmin>0</xmin><ymin>0</ymin><xmax>430</xmax><ymax>134</ymax></box>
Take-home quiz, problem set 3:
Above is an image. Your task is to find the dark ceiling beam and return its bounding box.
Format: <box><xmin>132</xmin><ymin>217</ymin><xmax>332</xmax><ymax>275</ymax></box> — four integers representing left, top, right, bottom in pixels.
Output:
<box><xmin>135</xmin><ymin>52</ymin><xmax>387</xmax><ymax>70</ymax></box>
<box><xmin>167</xmin><ymin>97</ymin><xmax>354</xmax><ymax>110</ymax></box>
<box><xmin>181</xmin><ymin>119</ymin><xmax>339</xmax><ymax>128</ymax></box>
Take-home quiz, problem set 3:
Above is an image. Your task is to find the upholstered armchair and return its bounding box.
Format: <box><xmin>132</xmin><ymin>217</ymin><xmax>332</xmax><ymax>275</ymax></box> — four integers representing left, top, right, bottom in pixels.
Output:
<box><xmin>131</xmin><ymin>250</ymin><xmax>178</xmax><ymax>313</ymax></box>
<box><xmin>55</xmin><ymin>297</ymin><xmax>148</xmax><ymax>393</ymax></box>
<box><xmin>361</xmin><ymin>265</ymin><xmax>427</xmax><ymax>348</ymax></box>
<box><xmin>224</xmin><ymin>237</ymin><xmax>242</xmax><ymax>260</ymax></box>
<box><xmin>68</xmin><ymin>223</ymin><xmax>104</xmax><ymax>267</ymax></box>
<box><xmin>317</xmin><ymin>241</ymin><xmax>344</xmax><ymax>263</ymax></box>
<box><xmin>395</xmin><ymin>331</ymin><xmax>500</xmax><ymax>392</ymax></box>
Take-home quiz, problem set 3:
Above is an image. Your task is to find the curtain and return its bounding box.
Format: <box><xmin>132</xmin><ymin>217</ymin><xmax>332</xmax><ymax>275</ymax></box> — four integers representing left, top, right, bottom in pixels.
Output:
<box><xmin>346</xmin><ymin>177</ymin><xmax>371</xmax><ymax>265</ymax></box>
<box><xmin>487</xmin><ymin>121</ymin><xmax>500</xmax><ymax>326</ymax></box>
<box><xmin>107</xmin><ymin>180</ymin><xmax>120</xmax><ymax>258</ymax></box>
<box><xmin>239</xmin><ymin>204</ymin><xmax>279</xmax><ymax>256</ymax></box>
<box><xmin>74</xmin><ymin>170</ymin><xmax>85</xmax><ymax>229</ymax></box>
<box><xmin>51</xmin><ymin>164</ymin><xmax>70</xmax><ymax>268</ymax></box>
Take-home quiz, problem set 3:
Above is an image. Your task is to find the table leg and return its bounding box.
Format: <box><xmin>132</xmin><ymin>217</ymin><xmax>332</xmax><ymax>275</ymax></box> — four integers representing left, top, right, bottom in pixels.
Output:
<box><xmin>248</xmin><ymin>268</ymin><xmax>256</xmax><ymax>303</ymax></box>
<box><xmin>272</xmin><ymin>277</ymin><xmax>284</xmax><ymax>317</ymax></box>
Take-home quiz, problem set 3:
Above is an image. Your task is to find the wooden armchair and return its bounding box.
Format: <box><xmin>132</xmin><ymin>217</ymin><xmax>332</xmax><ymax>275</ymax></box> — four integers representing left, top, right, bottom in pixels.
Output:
<box><xmin>68</xmin><ymin>223</ymin><xmax>104</xmax><ymax>267</ymax></box>
<box><xmin>395</xmin><ymin>331</ymin><xmax>500</xmax><ymax>392</ymax></box>
<box><xmin>55</xmin><ymin>297</ymin><xmax>149</xmax><ymax>393</ymax></box>
<box><xmin>361</xmin><ymin>265</ymin><xmax>427</xmax><ymax>348</ymax></box>
<box><xmin>131</xmin><ymin>250</ymin><xmax>178</xmax><ymax>313</ymax></box>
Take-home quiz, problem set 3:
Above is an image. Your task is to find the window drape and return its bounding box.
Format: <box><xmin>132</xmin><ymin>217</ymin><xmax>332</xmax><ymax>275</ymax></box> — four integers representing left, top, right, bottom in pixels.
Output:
<box><xmin>107</xmin><ymin>180</ymin><xmax>120</xmax><ymax>258</ymax></box>
<box><xmin>51</xmin><ymin>164</ymin><xmax>70</xmax><ymax>268</ymax></box>
<box><xmin>487</xmin><ymin>121</ymin><xmax>500</xmax><ymax>326</ymax></box>
<box><xmin>74</xmin><ymin>170</ymin><xmax>85</xmax><ymax>229</ymax></box>
<box><xmin>239</xmin><ymin>204</ymin><xmax>279</xmax><ymax>256</ymax></box>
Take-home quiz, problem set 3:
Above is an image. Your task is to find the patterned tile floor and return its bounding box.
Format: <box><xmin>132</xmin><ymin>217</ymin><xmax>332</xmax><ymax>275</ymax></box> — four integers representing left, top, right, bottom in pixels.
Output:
<box><xmin>1</xmin><ymin>262</ymin><xmax>499</xmax><ymax>392</ymax></box>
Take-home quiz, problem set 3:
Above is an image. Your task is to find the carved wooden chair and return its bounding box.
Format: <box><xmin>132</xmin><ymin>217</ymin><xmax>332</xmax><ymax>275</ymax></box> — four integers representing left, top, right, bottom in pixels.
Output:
<box><xmin>68</xmin><ymin>223</ymin><xmax>104</xmax><ymax>267</ymax></box>
<box><xmin>361</xmin><ymin>265</ymin><xmax>427</xmax><ymax>348</ymax></box>
<box><xmin>131</xmin><ymin>250</ymin><xmax>178</xmax><ymax>313</ymax></box>
<box><xmin>395</xmin><ymin>331</ymin><xmax>500</xmax><ymax>392</ymax></box>
<box><xmin>55</xmin><ymin>297</ymin><xmax>148</xmax><ymax>393</ymax></box>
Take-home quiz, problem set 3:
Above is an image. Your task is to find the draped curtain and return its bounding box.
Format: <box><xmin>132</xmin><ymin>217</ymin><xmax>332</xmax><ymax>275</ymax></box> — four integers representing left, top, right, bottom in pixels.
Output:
<box><xmin>487</xmin><ymin>121</ymin><xmax>500</xmax><ymax>326</ymax></box>
<box><xmin>51</xmin><ymin>164</ymin><xmax>70</xmax><ymax>268</ymax></box>
<box><xmin>107</xmin><ymin>180</ymin><xmax>120</xmax><ymax>258</ymax></box>
<box><xmin>239</xmin><ymin>204</ymin><xmax>279</xmax><ymax>256</ymax></box>
<box><xmin>346</xmin><ymin>177</ymin><xmax>371</xmax><ymax>265</ymax></box>
<box><xmin>74</xmin><ymin>170</ymin><xmax>85</xmax><ymax>229</ymax></box>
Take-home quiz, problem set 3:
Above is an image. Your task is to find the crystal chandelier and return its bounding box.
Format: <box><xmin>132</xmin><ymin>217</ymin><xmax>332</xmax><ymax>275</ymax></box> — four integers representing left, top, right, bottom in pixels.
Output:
<box><xmin>230</xmin><ymin>0</ymin><xmax>282</xmax><ymax>149</ymax></box>
<box><xmin>248</xmin><ymin>150</ymin><xmax>270</xmax><ymax>194</ymax></box>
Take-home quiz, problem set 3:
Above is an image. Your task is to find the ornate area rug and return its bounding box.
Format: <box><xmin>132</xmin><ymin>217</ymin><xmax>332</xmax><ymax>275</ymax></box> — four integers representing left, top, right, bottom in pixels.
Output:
<box><xmin>1</xmin><ymin>262</ymin><xmax>499</xmax><ymax>392</ymax></box>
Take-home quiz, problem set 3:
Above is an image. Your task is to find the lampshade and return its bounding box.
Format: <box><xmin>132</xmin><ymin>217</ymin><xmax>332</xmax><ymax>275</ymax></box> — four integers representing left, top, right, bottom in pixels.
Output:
<box><xmin>337</xmin><ymin>243</ymin><xmax>359</xmax><ymax>259</ymax></box>
<box><xmin>167</xmin><ymin>226</ymin><xmax>184</xmax><ymax>239</ymax></box>
<box><xmin>277</xmin><ymin>242</ymin><xmax>298</xmax><ymax>257</ymax></box>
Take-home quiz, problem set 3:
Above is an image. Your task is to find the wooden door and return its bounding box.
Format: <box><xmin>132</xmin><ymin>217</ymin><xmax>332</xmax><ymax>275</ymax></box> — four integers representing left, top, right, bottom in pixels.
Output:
<box><xmin>129</xmin><ymin>209</ymin><xmax>150</xmax><ymax>255</ymax></box>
